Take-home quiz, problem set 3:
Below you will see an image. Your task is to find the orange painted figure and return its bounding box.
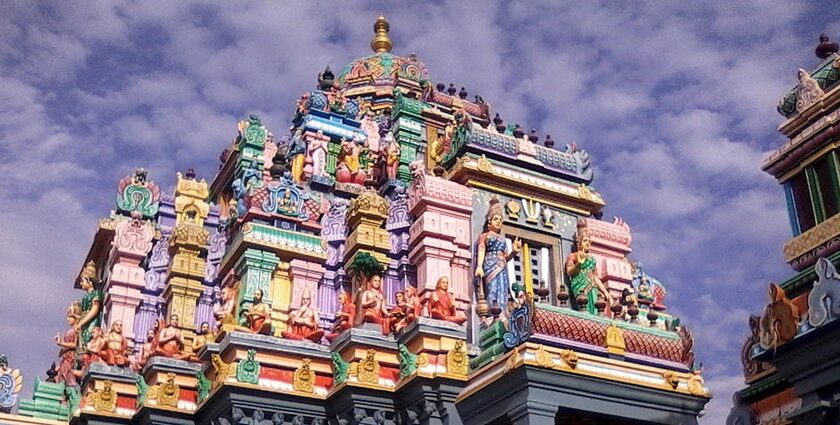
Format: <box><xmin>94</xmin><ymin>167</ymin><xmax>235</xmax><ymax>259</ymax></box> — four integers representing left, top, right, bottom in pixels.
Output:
<box><xmin>358</xmin><ymin>274</ymin><xmax>390</xmax><ymax>334</ymax></box>
<box><xmin>429</xmin><ymin>277</ymin><xmax>467</xmax><ymax>325</ymax></box>
<box><xmin>154</xmin><ymin>314</ymin><xmax>190</xmax><ymax>360</ymax></box>
<box><xmin>282</xmin><ymin>289</ymin><xmax>325</xmax><ymax>343</ymax></box>
<box><xmin>99</xmin><ymin>320</ymin><xmax>130</xmax><ymax>367</ymax></box>
<box><xmin>246</xmin><ymin>289</ymin><xmax>272</xmax><ymax>335</ymax></box>
<box><xmin>327</xmin><ymin>290</ymin><xmax>355</xmax><ymax>342</ymax></box>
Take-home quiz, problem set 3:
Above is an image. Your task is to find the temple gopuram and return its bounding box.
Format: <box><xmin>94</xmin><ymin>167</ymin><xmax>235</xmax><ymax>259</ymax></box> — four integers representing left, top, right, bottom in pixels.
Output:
<box><xmin>0</xmin><ymin>17</ymin><xmax>709</xmax><ymax>425</ymax></box>
<box><xmin>727</xmin><ymin>35</ymin><xmax>840</xmax><ymax>425</ymax></box>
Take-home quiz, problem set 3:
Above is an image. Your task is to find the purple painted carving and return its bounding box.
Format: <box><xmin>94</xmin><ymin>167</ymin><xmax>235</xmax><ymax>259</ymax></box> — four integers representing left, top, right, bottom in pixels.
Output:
<box><xmin>133</xmin><ymin>298</ymin><xmax>162</xmax><ymax>350</ymax></box>
<box><xmin>195</xmin><ymin>289</ymin><xmax>216</xmax><ymax>330</ymax></box>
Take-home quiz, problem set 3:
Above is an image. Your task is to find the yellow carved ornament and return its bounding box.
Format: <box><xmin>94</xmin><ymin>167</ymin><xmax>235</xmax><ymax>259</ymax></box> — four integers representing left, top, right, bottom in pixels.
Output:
<box><xmin>357</xmin><ymin>349</ymin><xmax>380</xmax><ymax>384</ymax></box>
<box><xmin>87</xmin><ymin>380</ymin><xmax>117</xmax><ymax>414</ymax></box>
<box><xmin>211</xmin><ymin>355</ymin><xmax>234</xmax><ymax>387</ymax></box>
<box><xmin>534</xmin><ymin>345</ymin><xmax>554</xmax><ymax>368</ymax></box>
<box><xmin>293</xmin><ymin>359</ymin><xmax>315</xmax><ymax>393</ymax></box>
<box><xmin>156</xmin><ymin>373</ymin><xmax>180</xmax><ymax>408</ymax></box>
<box><xmin>446</xmin><ymin>340</ymin><xmax>469</xmax><ymax>376</ymax></box>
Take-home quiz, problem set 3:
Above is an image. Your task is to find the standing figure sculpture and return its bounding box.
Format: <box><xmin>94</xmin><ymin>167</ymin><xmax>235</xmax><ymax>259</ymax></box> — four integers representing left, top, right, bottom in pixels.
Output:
<box><xmin>214</xmin><ymin>285</ymin><xmax>238</xmax><ymax>333</ymax></box>
<box><xmin>475</xmin><ymin>198</ymin><xmax>522</xmax><ymax>320</ymax></box>
<box><xmin>287</xmin><ymin>128</ymin><xmax>308</xmax><ymax>184</ymax></box>
<box><xmin>100</xmin><ymin>321</ymin><xmax>130</xmax><ymax>367</ymax></box>
<box><xmin>327</xmin><ymin>290</ymin><xmax>355</xmax><ymax>342</ymax></box>
<box><xmin>308</xmin><ymin>130</ymin><xmax>328</xmax><ymax>178</ymax></box>
<box><xmin>429</xmin><ymin>277</ymin><xmax>467</xmax><ymax>325</ymax></box>
<box><xmin>565</xmin><ymin>221</ymin><xmax>613</xmax><ymax>315</ymax></box>
<box><xmin>385</xmin><ymin>136</ymin><xmax>401</xmax><ymax>181</ymax></box>
<box><xmin>246</xmin><ymin>289</ymin><xmax>272</xmax><ymax>335</ymax></box>
<box><xmin>77</xmin><ymin>261</ymin><xmax>103</xmax><ymax>348</ymax></box>
<box><xmin>54</xmin><ymin>302</ymin><xmax>82</xmax><ymax>386</ymax></box>
<box><xmin>281</xmin><ymin>288</ymin><xmax>325</xmax><ymax>343</ymax></box>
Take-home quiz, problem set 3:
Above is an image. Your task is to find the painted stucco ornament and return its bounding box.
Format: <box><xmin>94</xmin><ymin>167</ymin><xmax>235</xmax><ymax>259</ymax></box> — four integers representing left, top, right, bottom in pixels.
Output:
<box><xmin>236</xmin><ymin>349</ymin><xmax>260</xmax><ymax>385</ymax></box>
<box><xmin>398</xmin><ymin>344</ymin><xmax>418</xmax><ymax>379</ymax></box>
<box><xmin>116</xmin><ymin>168</ymin><xmax>161</xmax><ymax>218</ymax></box>
<box><xmin>758</xmin><ymin>284</ymin><xmax>800</xmax><ymax>350</ymax></box>
<box><xmin>807</xmin><ymin>257</ymin><xmax>840</xmax><ymax>328</ymax></box>
<box><xmin>0</xmin><ymin>354</ymin><xmax>22</xmax><ymax>413</ymax></box>
<box><xmin>331</xmin><ymin>353</ymin><xmax>350</xmax><ymax>385</ymax></box>
<box><xmin>196</xmin><ymin>370</ymin><xmax>211</xmax><ymax>403</ymax></box>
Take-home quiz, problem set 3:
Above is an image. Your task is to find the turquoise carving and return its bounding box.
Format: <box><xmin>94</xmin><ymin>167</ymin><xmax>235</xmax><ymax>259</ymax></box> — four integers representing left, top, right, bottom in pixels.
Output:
<box><xmin>236</xmin><ymin>349</ymin><xmax>260</xmax><ymax>384</ymax></box>
<box><xmin>398</xmin><ymin>344</ymin><xmax>418</xmax><ymax>380</ymax></box>
<box><xmin>331</xmin><ymin>353</ymin><xmax>350</xmax><ymax>385</ymax></box>
<box><xmin>116</xmin><ymin>169</ymin><xmax>161</xmax><ymax>218</ymax></box>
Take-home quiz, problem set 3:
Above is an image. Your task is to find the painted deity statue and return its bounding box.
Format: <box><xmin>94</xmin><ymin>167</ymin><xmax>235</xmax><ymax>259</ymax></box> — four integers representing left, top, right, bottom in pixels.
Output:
<box><xmin>388</xmin><ymin>292</ymin><xmax>414</xmax><ymax>334</ymax></box>
<box><xmin>214</xmin><ymin>285</ymin><xmax>238</xmax><ymax>332</ymax></box>
<box><xmin>281</xmin><ymin>288</ymin><xmax>324</xmax><ymax>343</ymax></box>
<box><xmin>153</xmin><ymin>315</ymin><xmax>190</xmax><ymax>360</ymax></box>
<box><xmin>565</xmin><ymin>221</ymin><xmax>613</xmax><ymax>314</ymax></box>
<box><xmin>336</xmin><ymin>138</ymin><xmax>367</xmax><ymax>185</ymax></box>
<box><xmin>54</xmin><ymin>302</ymin><xmax>82</xmax><ymax>386</ymax></box>
<box><xmin>77</xmin><ymin>261</ymin><xmax>103</xmax><ymax>348</ymax></box>
<box><xmin>246</xmin><ymin>289</ymin><xmax>272</xmax><ymax>335</ymax></box>
<box><xmin>475</xmin><ymin>198</ymin><xmax>522</xmax><ymax>314</ymax></box>
<box><xmin>287</xmin><ymin>128</ymin><xmax>308</xmax><ymax>184</ymax></box>
<box><xmin>133</xmin><ymin>328</ymin><xmax>156</xmax><ymax>371</ymax></box>
<box><xmin>356</xmin><ymin>274</ymin><xmax>390</xmax><ymax>334</ymax></box>
<box><xmin>327</xmin><ymin>290</ymin><xmax>355</xmax><ymax>342</ymax></box>
<box><xmin>99</xmin><ymin>321</ymin><xmax>130</xmax><ymax>367</ymax></box>
<box><xmin>308</xmin><ymin>130</ymin><xmax>328</xmax><ymax>178</ymax></box>
<box><xmin>385</xmin><ymin>136</ymin><xmax>401</xmax><ymax>181</ymax></box>
<box><xmin>191</xmin><ymin>322</ymin><xmax>213</xmax><ymax>353</ymax></box>
<box><xmin>83</xmin><ymin>327</ymin><xmax>105</xmax><ymax>367</ymax></box>
<box><xmin>429</xmin><ymin>277</ymin><xmax>467</xmax><ymax>325</ymax></box>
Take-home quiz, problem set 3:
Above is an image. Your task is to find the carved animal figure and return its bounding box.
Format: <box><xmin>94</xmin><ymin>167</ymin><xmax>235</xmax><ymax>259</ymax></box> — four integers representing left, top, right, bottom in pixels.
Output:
<box><xmin>807</xmin><ymin>258</ymin><xmax>840</xmax><ymax>327</ymax></box>
<box><xmin>758</xmin><ymin>284</ymin><xmax>801</xmax><ymax>349</ymax></box>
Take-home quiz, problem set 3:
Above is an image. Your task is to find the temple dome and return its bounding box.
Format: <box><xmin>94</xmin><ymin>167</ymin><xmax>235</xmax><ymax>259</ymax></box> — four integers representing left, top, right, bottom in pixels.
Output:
<box><xmin>337</xmin><ymin>16</ymin><xmax>430</xmax><ymax>88</ymax></box>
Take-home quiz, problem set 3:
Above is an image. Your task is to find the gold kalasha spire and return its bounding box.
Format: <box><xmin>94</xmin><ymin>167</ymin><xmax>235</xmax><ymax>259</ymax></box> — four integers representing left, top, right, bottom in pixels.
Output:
<box><xmin>370</xmin><ymin>15</ymin><xmax>392</xmax><ymax>53</ymax></box>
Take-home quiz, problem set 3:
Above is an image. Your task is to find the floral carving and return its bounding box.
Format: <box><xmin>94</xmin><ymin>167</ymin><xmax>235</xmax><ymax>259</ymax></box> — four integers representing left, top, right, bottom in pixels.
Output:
<box><xmin>114</xmin><ymin>217</ymin><xmax>155</xmax><ymax>256</ymax></box>
<box><xmin>796</xmin><ymin>68</ymin><xmax>825</xmax><ymax>113</ymax></box>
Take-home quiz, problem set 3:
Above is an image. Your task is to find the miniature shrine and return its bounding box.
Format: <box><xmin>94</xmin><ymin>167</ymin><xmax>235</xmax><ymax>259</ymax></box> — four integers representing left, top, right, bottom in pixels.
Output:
<box><xmin>728</xmin><ymin>35</ymin><xmax>840</xmax><ymax>425</ymax></box>
<box><xmin>0</xmin><ymin>16</ymin><xmax>709</xmax><ymax>425</ymax></box>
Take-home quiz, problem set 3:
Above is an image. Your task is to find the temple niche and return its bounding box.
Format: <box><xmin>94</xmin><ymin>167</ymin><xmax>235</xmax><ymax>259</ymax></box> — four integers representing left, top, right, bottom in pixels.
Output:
<box><xmin>4</xmin><ymin>16</ymin><xmax>708</xmax><ymax>425</ymax></box>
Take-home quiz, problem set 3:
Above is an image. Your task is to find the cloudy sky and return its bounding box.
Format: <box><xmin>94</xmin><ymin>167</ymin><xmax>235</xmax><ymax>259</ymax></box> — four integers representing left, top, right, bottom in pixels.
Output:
<box><xmin>0</xmin><ymin>1</ymin><xmax>837</xmax><ymax>422</ymax></box>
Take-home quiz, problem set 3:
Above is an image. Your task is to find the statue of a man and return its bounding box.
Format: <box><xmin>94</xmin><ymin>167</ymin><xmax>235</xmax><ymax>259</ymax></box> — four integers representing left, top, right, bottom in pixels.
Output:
<box><xmin>154</xmin><ymin>315</ymin><xmax>189</xmax><ymax>360</ymax></box>
<box><xmin>83</xmin><ymin>327</ymin><xmax>105</xmax><ymax>367</ymax></box>
<box><xmin>429</xmin><ymin>277</ymin><xmax>467</xmax><ymax>325</ymax></box>
<box><xmin>246</xmin><ymin>289</ymin><xmax>272</xmax><ymax>335</ymax></box>
<box><xmin>99</xmin><ymin>320</ymin><xmax>130</xmax><ymax>367</ymax></box>
<box><xmin>287</xmin><ymin>128</ymin><xmax>307</xmax><ymax>183</ymax></box>
<box><xmin>357</xmin><ymin>274</ymin><xmax>389</xmax><ymax>334</ymax></box>
<box><xmin>281</xmin><ymin>289</ymin><xmax>324</xmax><ymax>343</ymax></box>
<box><xmin>326</xmin><ymin>290</ymin><xmax>355</xmax><ymax>342</ymax></box>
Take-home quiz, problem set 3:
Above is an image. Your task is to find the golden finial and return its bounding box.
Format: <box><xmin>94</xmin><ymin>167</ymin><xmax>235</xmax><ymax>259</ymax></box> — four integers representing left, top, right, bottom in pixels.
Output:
<box><xmin>370</xmin><ymin>15</ymin><xmax>392</xmax><ymax>53</ymax></box>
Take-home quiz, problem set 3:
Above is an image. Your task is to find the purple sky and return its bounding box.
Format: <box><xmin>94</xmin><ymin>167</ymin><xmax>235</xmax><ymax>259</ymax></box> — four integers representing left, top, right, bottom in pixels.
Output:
<box><xmin>1</xmin><ymin>2</ymin><xmax>838</xmax><ymax>423</ymax></box>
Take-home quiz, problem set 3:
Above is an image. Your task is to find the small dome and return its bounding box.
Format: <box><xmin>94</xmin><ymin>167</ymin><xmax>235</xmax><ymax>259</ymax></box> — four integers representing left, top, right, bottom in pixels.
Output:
<box><xmin>338</xmin><ymin>16</ymin><xmax>430</xmax><ymax>88</ymax></box>
<box><xmin>338</xmin><ymin>52</ymin><xmax>429</xmax><ymax>87</ymax></box>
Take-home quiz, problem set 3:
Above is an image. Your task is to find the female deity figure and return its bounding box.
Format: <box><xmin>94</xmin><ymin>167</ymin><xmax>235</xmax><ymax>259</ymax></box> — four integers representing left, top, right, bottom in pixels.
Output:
<box><xmin>307</xmin><ymin>130</ymin><xmax>328</xmax><ymax>178</ymax></box>
<box><xmin>287</xmin><ymin>128</ymin><xmax>308</xmax><ymax>184</ymax></box>
<box><xmin>475</xmin><ymin>198</ymin><xmax>522</xmax><ymax>316</ymax></box>
<box><xmin>565</xmin><ymin>221</ymin><xmax>613</xmax><ymax>315</ymax></box>
<box><xmin>76</xmin><ymin>261</ymin><xmax>103</xmax><ymax>348</ymax></box>
<box><xmin>54</xmin><ymin>302</ymin><xmax>82</xmax><ymax>386</ymax></box>
<box><xmin>385</xmin><ymin>137</ymin><xmax>401</xmax><ymax>181</ymax></box>
<box><xmin>335</xmin><ymin>138</ymin><xmax>367</xmax><ymax>185</ymax></box>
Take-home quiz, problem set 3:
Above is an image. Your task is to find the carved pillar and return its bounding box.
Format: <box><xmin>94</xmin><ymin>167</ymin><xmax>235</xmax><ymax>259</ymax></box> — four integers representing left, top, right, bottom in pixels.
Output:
<box><xmin>343</xmin><ymin>189</ymin><xmax>391</xmax><ymax>296</ymax></box>
<box><xmin>407</xmin><ymin>170</ymin><xmax>473</xmax><ymax>311</ymax></box>
<box><xmin>387</xmin><ymin>189</ymin><xmax>411</xmax><ymax>305</ymax></box>
<box><xmin>289</xmin><ymin>259</ymin><xmax>325</xmax><ymax>309</ymax></box>
<box><xmin>269</xmin><ymin>260</ymin><xmax>291</xmax><ymax>335</ymax></box>
<box><xmin>234</xmin><ymin>248</ymin><xmax>280</xmax><ymax>318</ymax></box>
<box><xmin>321</xmin><ymin>199</ymin><xmax>349</xmax><ymax>319</ymax></box>
<box><xmin>163</xmin><ymin>172</ymin><xmax>211</xmax><ymax>335</ymax></box>
<box><xmin>105</xmin><ymin>217</ymin><xmax>155</xmax><ymax>342</ymax></box>
<box><xmin>133</xmin><ymin>296</ymin><xmax>162</xmax><ymax>351</ymax></box>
